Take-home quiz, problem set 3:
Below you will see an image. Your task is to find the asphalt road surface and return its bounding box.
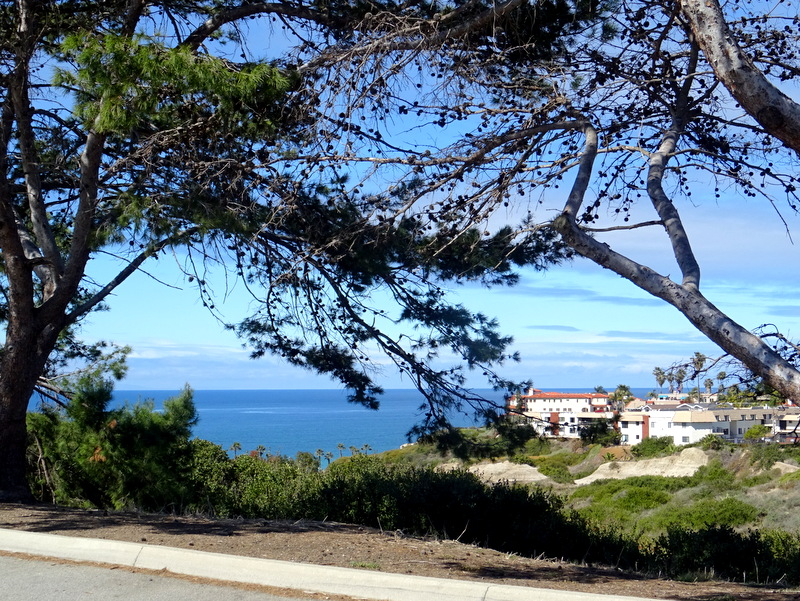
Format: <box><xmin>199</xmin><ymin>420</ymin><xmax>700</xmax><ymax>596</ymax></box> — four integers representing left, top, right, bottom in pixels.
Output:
<box><xmin>0</xmin><ymin>554</ymin><xmax>306</xmax><ymax>601</ymax></box>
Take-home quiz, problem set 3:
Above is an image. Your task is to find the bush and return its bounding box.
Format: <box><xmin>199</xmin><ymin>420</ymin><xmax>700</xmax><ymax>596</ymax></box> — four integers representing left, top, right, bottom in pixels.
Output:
<box><xmin>630</xmin><ymin>436</ymin><xmax>676</xmax><ymax>458</ymax></box>
<box><xmin>690</xmin><ymin>459</ymin><xmax>737</xmax><ymax>491</ymax></box>
<box><xmin>616</xmin><ymin>487</ymin><xmax>671</xmax><ymax>511</ymax></box>
<box><xmin>750</xmin><ymin>444</ymin><xmax>782</xmax><ymax>470</ymax></box>
<box><xmin>186</xmin><ymin>438</ymin><xmax>235</xmax><ymax>515</ymax></box>
<box><xmin>744</xmin><ymin>424</ymin><xmax>772</xmax><ymax>441</ymax></box>
<box><xmin>697</xmin><ymin>434</ymin><xmax>725</xmax><ymax>450</ymax></box>
<box><xmin>643</xmin><ymin>497</ymin><xmax>758</xmax><ymax>533</ymax></box>
<box><xmin>27</xmin><ymin>379</ymin><xmax>197</xmax><ymax>511</ymax></box>
<box><xmin>579</xmin><ymin>418</ymin><xmax>621</xmax><ymax>446</ymax></box>
<box><xmin>647</xmin><ymin>526</ymin><xmax>800</xmax><ymax>583</ymax></box>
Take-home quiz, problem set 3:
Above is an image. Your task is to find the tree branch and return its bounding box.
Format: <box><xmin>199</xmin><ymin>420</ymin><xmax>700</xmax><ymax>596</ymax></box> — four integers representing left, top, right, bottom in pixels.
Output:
<box><xmin>183</xmin><ymin>3</ymin><xmax>336</xmax><ymax>51</ymax></box>
<box><xmin>554</xmin><ymin>125</ymin><xmax>800</xmax><ymax>402</ymax></box>
<box><xmin>680</xmin><ymin>0</ymin><xmax>800</xmax><ymax>153</ymax></box>
<box><xmin>66</xmin><ymin>228</ymin><xmax>200</xmax><ymax>325</ymax></box>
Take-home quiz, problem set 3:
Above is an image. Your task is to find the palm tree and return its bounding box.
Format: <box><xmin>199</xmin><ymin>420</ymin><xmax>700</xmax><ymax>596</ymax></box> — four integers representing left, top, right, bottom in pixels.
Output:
<box><xmin>229</xmin><ymin>442</ymin><xmax>241</xmax><ymax>458</ymax></box>
<box><xmin>653</xmin><ymin>367</ymin><xmax>666</xmax><ymax>394</ymax></box>
<box><xmin>691</xmin><ymin>352</ymin><xmax>707</xmax><ymax>395</ymax></box>
<box><xmin>704</xmin><ymin>378</ymin><xmax>714</xmax><ymax>396</ymax></box>
<box><xmin>675</xmin><ymin>368</ymin><xmax>687</xmax><ymax>394</ymax></box>
<box><xmin>610</xmin><ymin>384</ymin><xmax>632</xmax><ymax>410</ymax></box>
<box><xmin>337</xmin><ymin>443</ymin><xmax>345</xmax><ymax>458</ymax></box>
<box><xmin>717</xmin><ymin>371</ymin><xmax>727</xmax><ymax>396</ymax></box>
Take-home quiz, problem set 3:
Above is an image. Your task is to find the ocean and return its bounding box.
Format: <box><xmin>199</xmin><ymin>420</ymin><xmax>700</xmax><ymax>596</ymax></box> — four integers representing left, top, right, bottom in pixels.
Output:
<box><xmin>92</xmin><ymin>387</ymin><xmax>653</xmax><ymax>458</ymax></box>
<box><xmin>110</xmin><ymin>388</ymin><xmax>510</xmax><ymax>458</ymax></box>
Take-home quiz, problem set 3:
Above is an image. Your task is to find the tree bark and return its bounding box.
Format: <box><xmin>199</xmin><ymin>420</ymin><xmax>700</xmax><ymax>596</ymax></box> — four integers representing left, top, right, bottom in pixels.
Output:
<box><xmin>0</xmin><ymin>320</ymin><xmax>60</xmax><ymax>502</ymax></box>
<box><xmin>680</xmin><ymin>0</ymin><xmax>800</xmax><ymax>154</ymax></box>
<box><xmin>553</xmin><ymin>125</ymin><xmax>800</xmax><ymax>402</ymax></box>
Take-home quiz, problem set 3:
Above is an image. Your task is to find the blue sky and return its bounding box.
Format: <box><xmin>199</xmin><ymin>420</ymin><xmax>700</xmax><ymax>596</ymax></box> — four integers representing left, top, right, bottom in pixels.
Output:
<box><xmin>81</xmin><ymin>190</ymin><xmax>800</xmax><ymax>392</ymax></box>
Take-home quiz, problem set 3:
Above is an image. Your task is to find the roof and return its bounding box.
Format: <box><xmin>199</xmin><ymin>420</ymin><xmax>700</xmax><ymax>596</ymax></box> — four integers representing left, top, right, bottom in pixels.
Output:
<box><xmin>518</xmin><ymin>391</ymin><xmax>610</xmax><ymax>400</ymax></box>
<box><xmin>671</xmin><ymin>413</ymin><xmax>717</xmax><ymax>423</ymax></box>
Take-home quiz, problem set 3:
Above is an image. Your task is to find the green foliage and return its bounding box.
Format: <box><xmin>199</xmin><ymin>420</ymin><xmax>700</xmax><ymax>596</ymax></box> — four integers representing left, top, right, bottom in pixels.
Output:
<box><xmin>30</xmin><ymin>418</ymin><xmax>800</xmax><ymax>585</ymax></box>
<box><xmin>313</xmin><ymin>455</ymin><xmax>628</xmax><ymax>565</ymax></box>
<box><xmin>56</xmin><ymin>32</ymin><xmax>292</xmax><ymax>135</ymax></box>
<box><xmin>616</xmin><ymin>487</ymin><xmax>671</xmax><ymax>512</ymax></box>
<box><xmin>697</xmin><ymin>434</ymin><xmax>725</xmax><ymax>451</ymax></box>
<box><xmin>646</xmin><ymin>526</ymin><xmax>800</xmax><ymax>584</ymax></box>
<box><xmin>744</xmin><ymin>424</ymin><xmax>772</xmax><ymax>440</ymax></box>
<box><xmin>643</xmin><ymin>498</ymin><xmax>758</xmax><ymax>533</ymax></box>
<box><xmin>27</xmin><ymin>379</ymin><xmax>197</xmax><ymax>510</ymax></box>
<box><xmin>690</xmin><ymin>459</ymin><xmax>737</xmax><ymax>491</ymax></box>
<box><xmin>571</xmin><ymin>475</ymin><xmax>692</xmax><ymax>532</ymax></box>
<box><xmin>420</xmin><ymin>425</ymin><xmax>542</xmax><ymax>461</ymax></box>
<box><xmin>578</xmin><ymin>418</ymin><xmax>621</xmax><ymax>446</ymax></box>
<box><xmin>524</xmin><ymin>449</ymin><xmax>592</xmax><ymax>484</ymax></box>
<box><xmin>749</xmin><ymin>444</ymin><xmax>783</xmax><ymax>470</ymax></box>
<box><xmin>630</xmin><ymin>436</ymin><xmax>676</xmax><ymax>459</ymax></box>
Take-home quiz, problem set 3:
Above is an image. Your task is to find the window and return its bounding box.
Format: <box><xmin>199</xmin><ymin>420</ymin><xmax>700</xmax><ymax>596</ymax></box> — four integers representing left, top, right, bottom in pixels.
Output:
<box><xmin>738</xmin><ymin>428</ymin><xmax>743</xmax><ymax>435</ymax></box>
<box><xmin>682</xmin><ymin>436</ymin><xmax>690</xmax><ymax>443</ymax></box>
<box><xmin>635</xmin><ymin>435</ymin><xmax>640</xmax><ymax>440</ymax></box>
<box><xmin>667</xmin><ymin>422</ymin><xmax>672</xmax><ymax>428</ymax></box>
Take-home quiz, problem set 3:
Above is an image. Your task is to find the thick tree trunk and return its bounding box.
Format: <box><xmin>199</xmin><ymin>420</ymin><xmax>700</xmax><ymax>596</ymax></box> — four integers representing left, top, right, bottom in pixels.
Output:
<box><xmin>680</xmin><ymin>0</ymin><xmax>800</xmax><ymax>154</ymax></box>
<box><xmin>0</xmin><ymin>394</ymin><xmax>34</xmax><ymax>502</ymax></box>
<box><xmin>554</xmin><ymin>124</ymin><xmax>800</xmax><ymax>403</ymax></box>
<box><xmin>0</xmin><ymin>317</ymin><xmax>61</xmax><ymax>502</ymax></box>
<box><xmin>0</xmin><ymin>367</ymin><xmax>38</xmax><ymax>502</ymax></box>
<box><xmin>555</xmin><ymin>214</ymin><xmax>800</xmax><ymax>401</ymax></box>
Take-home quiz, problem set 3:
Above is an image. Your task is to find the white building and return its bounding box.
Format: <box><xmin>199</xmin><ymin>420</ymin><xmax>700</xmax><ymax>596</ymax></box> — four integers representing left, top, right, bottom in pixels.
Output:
<box><xmin>507</xmin><ymin>389</ymin><xmax>613</xmax><ymax>439</ymax></box>
<box><xmin>508</xmin><ymin>389</ymin><xmax>799</xmax><ymax>445</ymax></box>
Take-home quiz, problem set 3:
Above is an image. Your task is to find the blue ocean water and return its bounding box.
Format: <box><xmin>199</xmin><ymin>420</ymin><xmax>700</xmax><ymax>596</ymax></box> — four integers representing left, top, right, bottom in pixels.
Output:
<box><xmin>110</xmin><ymin>388</ymin><xmax>509</xmax><ymax>458</ymax></box>
<box><xmin>27</xmin><ymin>386</ymin><xmax>654</xmax><ymax>459</ymax></box>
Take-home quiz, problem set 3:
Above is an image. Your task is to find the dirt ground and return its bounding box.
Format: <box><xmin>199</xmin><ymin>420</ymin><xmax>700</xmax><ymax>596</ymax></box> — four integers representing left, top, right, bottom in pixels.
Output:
<box><xmin>1</xmin><ymin>503</ymin><xmax>799</xmax><ymax>601</ymax></box>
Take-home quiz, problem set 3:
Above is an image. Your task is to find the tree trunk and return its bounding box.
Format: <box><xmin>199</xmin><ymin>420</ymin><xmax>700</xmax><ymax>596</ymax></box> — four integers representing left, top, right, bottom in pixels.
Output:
<box><xmin>0</xmin><ymin>320</ymin><xmax>60</xmax><ymax>502</ymax></box>
<box><xmin>553</xmin><ymin>124</ymin><xmax>800</xmax><ymax>403</ymax></box>
<box><xmin>680</xmin><ymin>0</ymin><xmax>800</xmax><ymax>154</ymax></box>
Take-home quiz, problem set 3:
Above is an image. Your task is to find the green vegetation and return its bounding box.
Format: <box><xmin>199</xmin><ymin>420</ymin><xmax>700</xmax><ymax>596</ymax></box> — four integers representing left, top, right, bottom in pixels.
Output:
<box><xmin>744</xmin><ymin>424</ymin><xmax>773</xmax><ymax>441</ymax></box>
<box><xmin>25</xmin><ymin>381</ymin><xmax>800</xmax><ymax>585</ymax></box>
<box><xmin>28</xmin><ymin>378</ymin><xmax>196</xmax><ymax>510</ymax></box>
<box><xmin>630</xmin><ymin>436</ymin><xmax>677</xmax><ymax>459</ymax></box>
<box><xmin>578</xmin><ymin>418</ymin><xmax>621</xmax><ymax>446</ymax></box>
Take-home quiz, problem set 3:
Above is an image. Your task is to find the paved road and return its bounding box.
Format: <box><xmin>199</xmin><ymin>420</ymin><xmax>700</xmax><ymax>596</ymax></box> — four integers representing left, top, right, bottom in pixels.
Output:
<box><xmin>0</xmin><ymin>528</ymin><xmax>669</xmax><ymax>601</ymax></box>
<box><xmin>0</xmin><ymin>554</ymin><xmax>302</xmax><ymax>601</ymax></box>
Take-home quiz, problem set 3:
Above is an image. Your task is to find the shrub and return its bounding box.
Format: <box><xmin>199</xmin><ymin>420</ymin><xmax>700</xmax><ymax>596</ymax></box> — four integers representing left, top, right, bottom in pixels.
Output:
<box><xmin>579</xmin><ymin>418</ymin><xmax>621</xmax><ymax>446</ymax></box>
<box><xmin>616</xmin><ymin>487</ymin><xmax>671</xmax><ymax>512</ymax></box>
<box><xmin>186</xmin><ymin>438</ymin><xmax>235</xmax><ymax>515</ymax></box>
<box><xmin>647</xmin><ymin>526</ymin><xmax>800</xmax><ymax>583</ymax></box>
<box><xmin>697</xmin><ymin>434</ymin><xmax>725</xmax><ymax>450</ymax></box>
<box><xmin>744</xmin><ymin>424</ymin><xmax>772</xmax><ymax>441</ymax></box>
<box><xmin>27</xmin><ymin>379</ymin><xmax>197</xmax><ymax>511</ymax></box>
<box><xmin>630</xmin><ymin>436</ymin><xmax>676</xmax><ymax>458</ymax></box>
<box><xmin>750</xmin><ymin>444</ymin><xmax>782</xmax><ymax>470</ymax></box>
<box><xmin>690</xmin><ymin>459</ymin><xmax>737</xmax><ymax>491</ymax></box>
